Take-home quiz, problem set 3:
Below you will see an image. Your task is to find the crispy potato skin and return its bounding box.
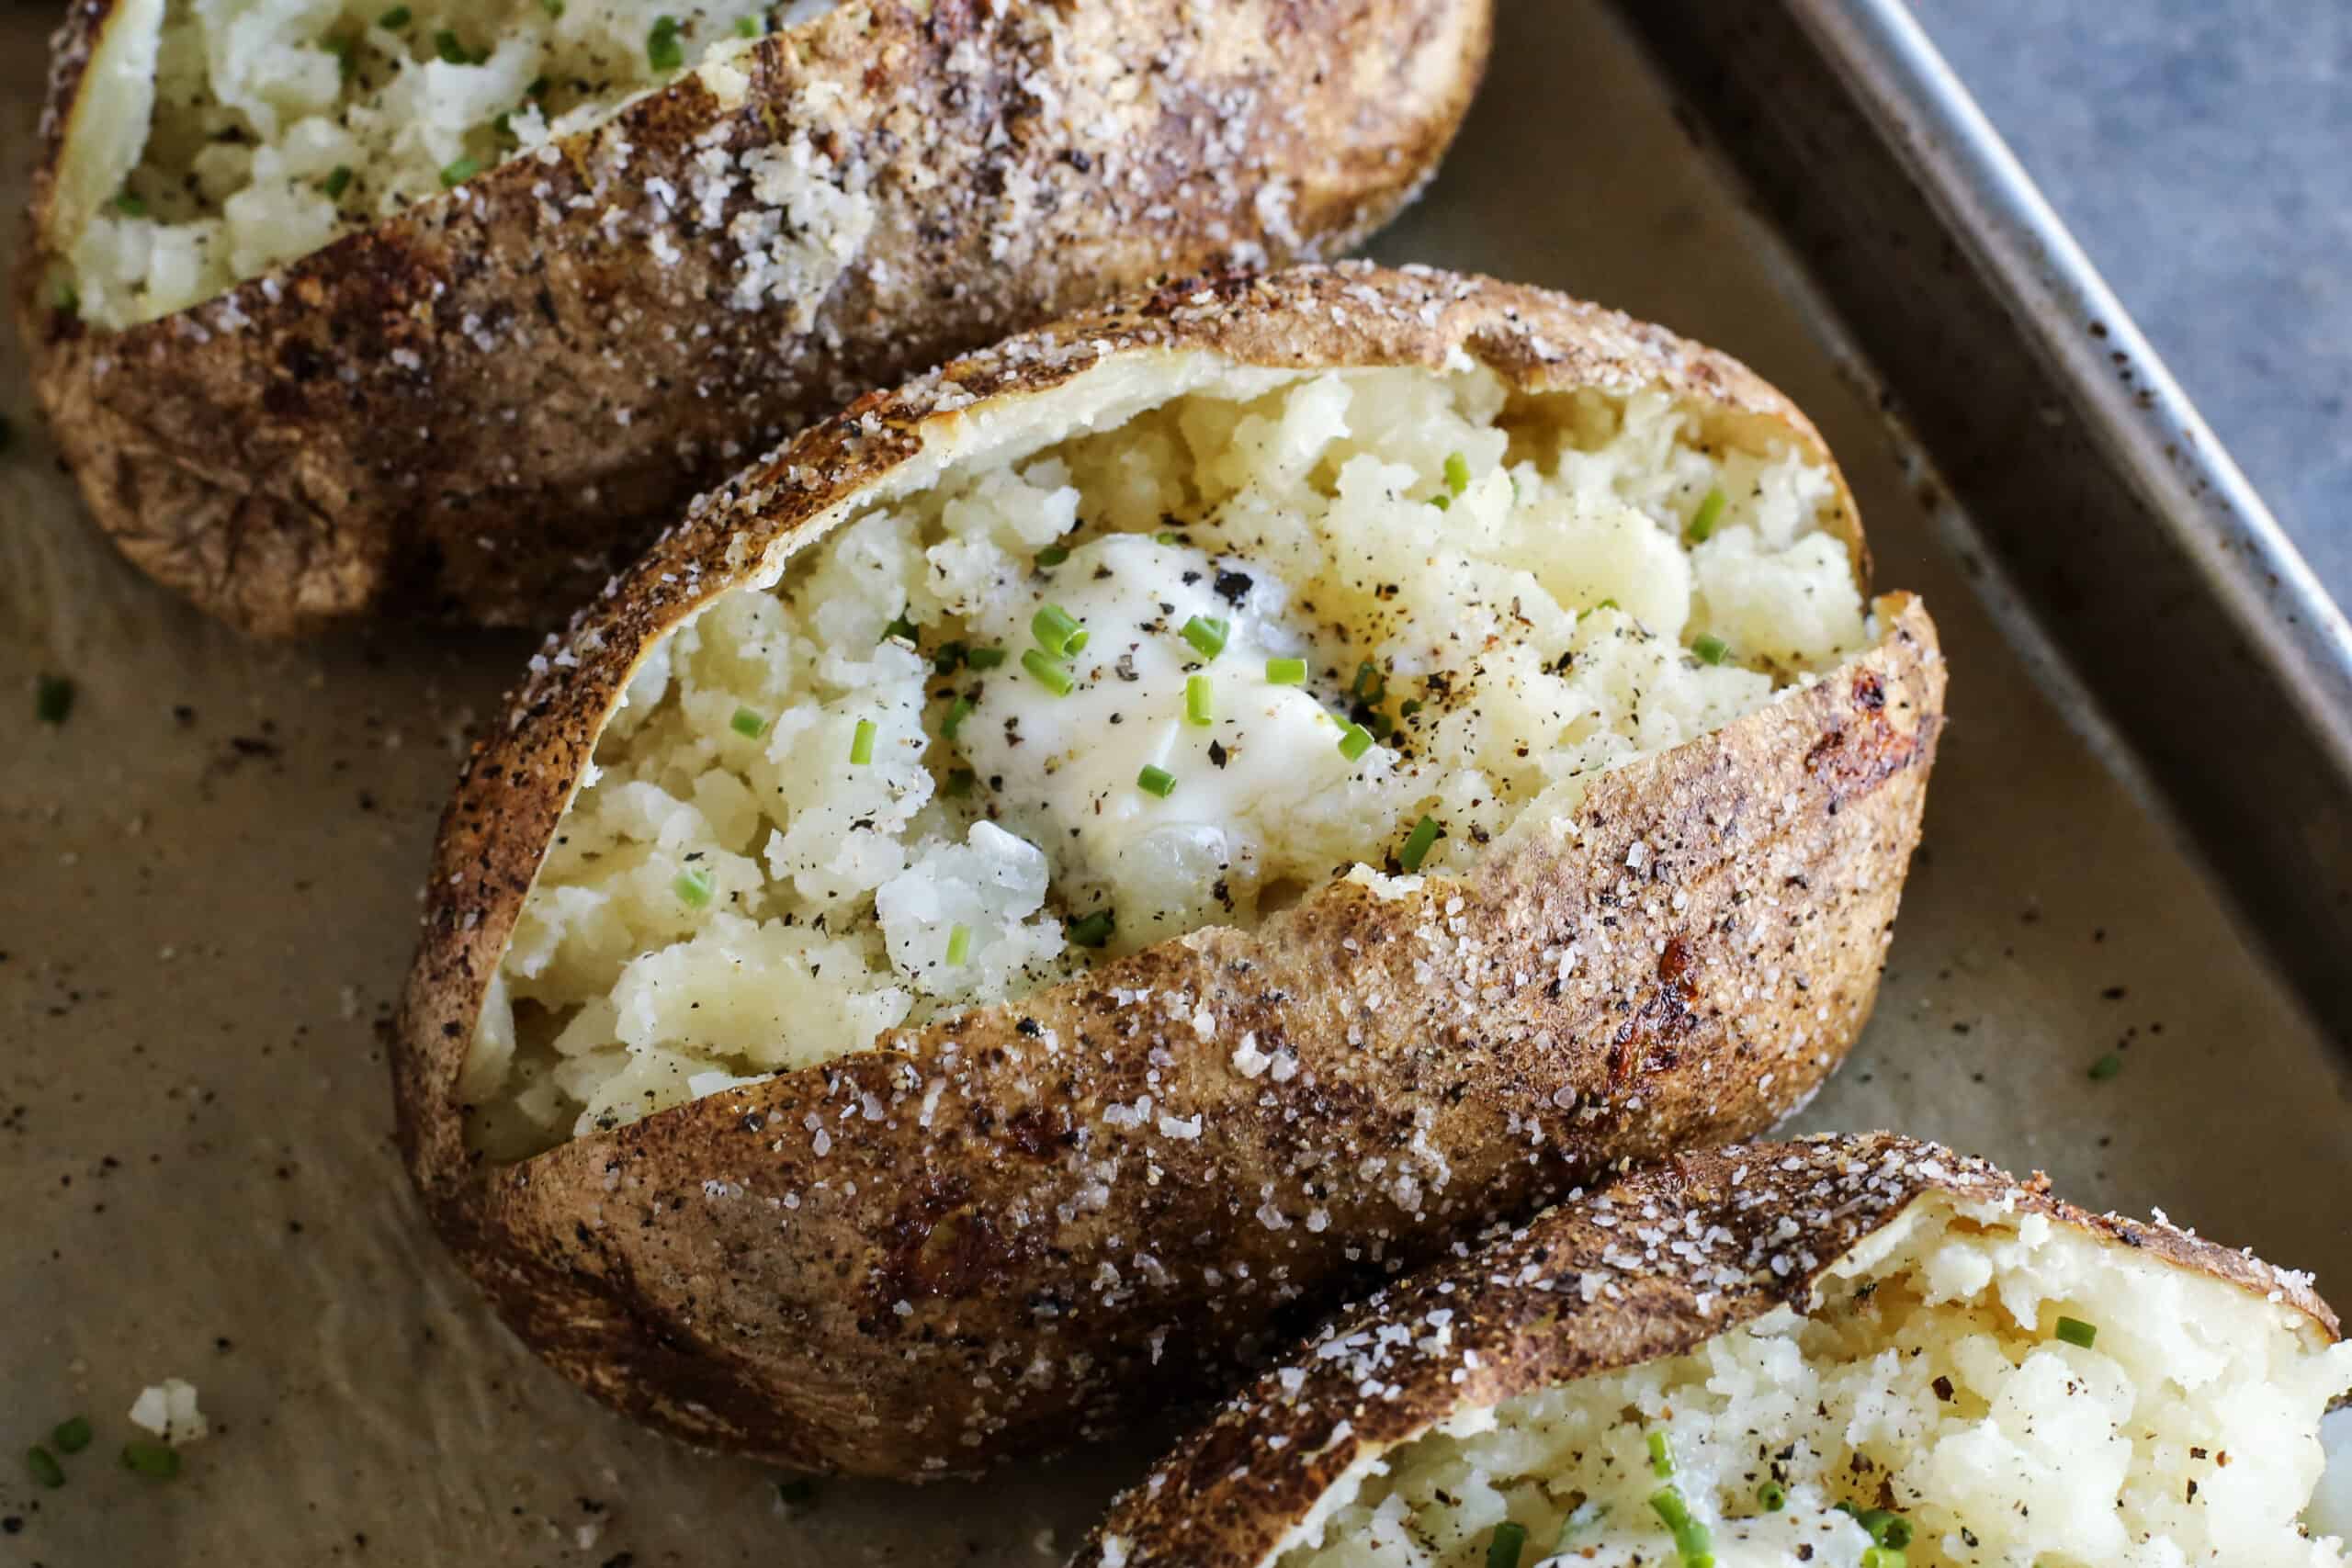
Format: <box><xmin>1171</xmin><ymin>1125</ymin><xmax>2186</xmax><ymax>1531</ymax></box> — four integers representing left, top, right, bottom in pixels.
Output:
<box><xmin>17</xmin><ymin>0</ymin><xmax>1490</xmax><ymax>635</ymax></box>
<box><xmin>392</xmin><ymin>265</ymin><xmax>1945</xmax><ymax>1477</ymax></box>
<box><xmin>1068</xmin><ymin>1133</ymin><xmax>2343</xmax><ymax>1568</ymax></box>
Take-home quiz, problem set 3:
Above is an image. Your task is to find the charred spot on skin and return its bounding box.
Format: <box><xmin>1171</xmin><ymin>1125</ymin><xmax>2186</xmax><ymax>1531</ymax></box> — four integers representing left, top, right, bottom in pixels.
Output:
<box><xmin>1804</xmin><ymin>671</ymin><xmax>1924</xmax><ymax>804</ymax></box>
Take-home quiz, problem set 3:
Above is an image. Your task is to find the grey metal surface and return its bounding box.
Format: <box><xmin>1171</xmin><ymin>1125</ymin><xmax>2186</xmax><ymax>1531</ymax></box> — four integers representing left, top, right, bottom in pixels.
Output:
<box><xmin>1617</xmin><ymin>0</ymin><xmax>2352</xmax><ymax>1043</ymax></box>
<box><xmin>2</xmin><ymin>3</ymin><xmax>2346</xmax><ymax>1564</ymax></box>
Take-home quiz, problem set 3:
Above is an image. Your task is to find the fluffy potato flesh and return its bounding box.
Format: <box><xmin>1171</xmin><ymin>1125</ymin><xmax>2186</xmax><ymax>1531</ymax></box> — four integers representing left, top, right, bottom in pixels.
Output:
<box><xmin>1277</xmin><ymin>1199</ymin><xmax>2352</xmax><ymax>1568</ymax></box>
<box><xmin>53</xmin><ymin>0</ymin><xmax>836</xmax><ymax>327</ymax></box>
<box><xmin>465</xmin><ymin>362</ymin><xmax>1871</xmax><ymax>1156</ymax></box>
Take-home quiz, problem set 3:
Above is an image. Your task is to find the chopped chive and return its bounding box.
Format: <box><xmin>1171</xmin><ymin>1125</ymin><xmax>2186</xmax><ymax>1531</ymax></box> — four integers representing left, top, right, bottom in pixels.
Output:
<box><xmin>1031</xmin><ymin>604</ymin><xmax>1087</xmax><ymax>659</ymax></box>
<box><xmin>1184</xmin><ymin>673</ymin><xmax>1213</xmax><ymax>727</ymax></box>
<box><xmin>54</xmin><ymin>281</ymin><xmax>80</xmax><ymax>316</ymax></box>
<box><xmin>541</xmin><ymin>0</ymin><xmax>565</xmax><ymax>16</ymax></box>
<box><xmin>1687</xmin><ymin>486</ymin><xmax>1727</xmax><ymax>542</ymax></box>
<box><xmin>729</xmin><ymin>705</ymin><xmax>766</xmax><ymax>738</ymax></box>
<box><xmin>1690</xmin><ymin>633</ymin><xmax>1729</xmax><ymax>666</ymax></box>
<box><xmin>27</xmin><ymin>1446</ymin><xmax>62</xmax><ymax>1488</ymax></box>
<box><xmin>1351</xmin><ymin>660</ymin><xmax>1385</xmax><ymax>704</ymax></box>
<box><xmin>1337</xmin><ymin>723</ymin><xmax>1374</xmax><ymax>761</ymax></box>
<box><xmin>1067</xmin><ymin>910</ymin><xmax>1114</xmax><ymax>948</ymax></box>
<box><xmin>2087</xmin><ymin>1052</ymin><xmax>2123</xmax><ymax>1081</ymax></box>
<box><xmin>1855</xmin><ymin>1508</ymin><xmax>1908</xmax><ymax>1546</ymax></box>
<box><xmin>1398</xmin><ymin>814</ymin><xmax>1442</xmax><ymax>873</ymax></box>
<box><xmin>878</xmin><ymin>614</ymin><xmax>918</xmax><ymax>646</ymax></box>
<box><xmin>933</xmin><ymin>640</ymin><xmax>968</xmax><ymax>674</ymax></box>
<box><xmin>36</xmin><ymin>673</ymin><xmax>74</xmax><ymax>725</ymax></box>
<box><xmin>943</xmin><ymin>767</ymin><xmax>976</xmax><ymax>797</ymax></box>
<box><xmin>673</xmin><ymin>866</ymin><xmax>713</xmax><ymax>908</ymax></box>
<box><xmin>1484</xmin><ymin>1520</ymin><xmax>1526</xmax><ymax>1568</ymax></box>
<box><xmin>849</xmin><ymin>718</ymin><xmax>876</xmax><ymax>764</ymax></box>
<box><xmin>1265</xmin><ymin>656</ymin><xmax>1307</xmax><ymax>685</ymax></box>
<box><xmin>1399</xmin><ymin>697</ymin><xmax>1423</xmax><ymax>717</ymax></box>
<box><xmin>526</xmin><ymin>73</ymin><xmax>551</xmax><ymax>96</ymax></box>
<box><xmin>735</xmin><ymin>12</ymin><xmax>762</xmax><ymax>35</ymax></box>
<box><xmin>1136</xmin><ymin>764</ymin><xmax>1177</xmax><ymax>798</ymax></box>
<box><xmin>1443</xmin><ymin>451</ymin><xmax>1471</xmax><ymax>496</ymax></box>
<box><xmin>327</xmin><ymin>34</ymin><xmax>357</xmax><ymax>79</ymax></box>
<box><xmin>433</xmin><ymin>27</ymin><xmax>469</xmax><ymax>62</ymax></box>
<box><xmin>965</xmin><ymin>646</ymin><xmax>1009</xmax><ymax>670</ymax></box>
<box><xmin>1429</xmin><ymin>491</ymin><xmax>1451</xmax><ymax>511</ymax></box>
<box><xmin>1649</xmin><ymin>1486</ymin><xmax>1713</xmax><ymax>1568</ymax></box>
<box><xmin>1860</xmin><ymin>1551</ymin><xmax>1905</xmax><ymax>1568</ymax></box>
<box><xmin>1153</xmin><ymin>529</ymin><xmax>1182</xmax><ymax>545</ymax></box>
<box><xmin>1647</xmin><ymin>1430</ymin><xmax>1674</xmax><ymax>1477</ymax></box>
<box><xmin>322</xmin><ymin>164</ymin><xmax>354</xmax><ymax>198</ymax></box>
<box><xmin>1359</xmin><ymin>706</ymin><xmax>1394</xmax><ymax>740</ymax></box>
<box><xmin>114</xmin><ymin>190</ymin><xmax>148</xmax><ymax>218</ymax></box>
<box><xmin>1595</xmin><ymin>597</ymin><xmax>1620</xmax><ymax>611</ymax></box>
<box><xmin>1756</xmin><ymin>1480</ymin><xmax>1786</xmax><ymax>1512</ymax></box>
<box><xmin>378</xmin><ymin>4</ymin><xmax>411</xmax><ymax>25</ymax></box>
<box><xmin>439</xmin><ymin>156</ymin><xmax>481</xmax><ymax>187</ymax></box>
<box><xmin>120</xmin><ymin>1439</ymin><xmax>180</xmax><ymax>1479</ymax></box>
<box><xmin>776</xmin><ymin>1475</ymin><xmax>818</xmax><ymax>1506</ymax></box>
<box><xmin>1035</xmin><ymin>544</ymin><xmax>1069</xmax><ymax>567</ymax></box>
<box><xmin>944</xmin><ymin>923</ymin><xmax>971</xmax><ymax>966</ymax></box>
<box><xmin>51</xmin><ymin>1416</ymin><xmax>92</xmax><ymax>1455</ymax></box>
<box><xmin>1022</xmin><ymin>648</ymin><xmax>1077</xmax><ymax>695</ymax></box>
<box><xmin>1180</xmin><ymin>615</ymin><xmax>1228</xmax><ymax>661</ymax></box>
<box><xmin>942</xmin><ymin>695</ymin><xmax>975</xmax><ymax>740</ymax></box>
<box><xmin>647</xmin><ymin>14</ymin><xmax>685</xmax><ymax>70</ymax></box>
<box><xmin>2055</xmin><ymin>1315</ymin><xmax>2098</xmax><ymax>1348</ymax></box>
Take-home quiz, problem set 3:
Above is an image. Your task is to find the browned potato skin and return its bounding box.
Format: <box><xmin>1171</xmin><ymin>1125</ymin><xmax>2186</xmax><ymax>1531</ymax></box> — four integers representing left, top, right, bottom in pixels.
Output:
<box><xmin>17</xmin><ymin>0</ymin><xmax>1490</xmax><ymax>636</ymax></box>
<box><xmin>392</xmin><ymin>265</ymin><xmax>1946</xmax><ymax>1478</ymax></box>
<box><xmin>1069</xmin><ymin>1133</ymin><xmax>2344</xmax><ymax>1568</ymax></box>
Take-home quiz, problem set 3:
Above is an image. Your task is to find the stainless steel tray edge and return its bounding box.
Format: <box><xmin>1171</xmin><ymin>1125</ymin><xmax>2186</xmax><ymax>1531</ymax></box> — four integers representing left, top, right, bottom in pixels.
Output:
<box><xmin>1617</xmin><ymin>0</ymin><xmax>2352</xmax><ymax>1044</ymax></box>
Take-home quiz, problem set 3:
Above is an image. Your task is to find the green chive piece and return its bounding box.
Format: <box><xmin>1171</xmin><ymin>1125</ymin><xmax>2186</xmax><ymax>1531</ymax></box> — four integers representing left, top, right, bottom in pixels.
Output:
<box><xmin>121</xmin><ymin>1439</ymin><xmax>180</xmax><ymax>1479</ymax></box>
<box><xmin>735</xmin><ymin>12</ymin><xmax>762</xmax><ymax>35</ymax></box>
<box><xmin>1595</xmin><ymin>597</ymin><xmax>1621</xmax><ymax>611</ymax></box>
<box><xmin>942</xmin><ymin>695</ymin><xmax>975</xmax><ymax>740</ymax></box>
<box><xmin>27</xmin><ymin>1446</ymin><xmax>63</xmax><ymax>1488</ymax></box>
<box><xmin>52</xmin><ymin>1416</ymin><xmax>93</xmax><ymax>1454</ymax></box>
<box><xmin>526</xmin><ymin>73</ymin><xmax>551</xmax><ymax>97</ymax></box>
<box><xmin>1022</xmin><ymin>648</ymin><xmax>1077</xmax><ymax>695</ymax></box>
<box><xmin>944</xmin><ymin>923</ymin><xmax>971</xmax><ymax>966</ymax></box>
<box><xmin>1032</xmin><ymin>604</ymin><xmax>1087</xmax><ymax>659</ymax></box>
<box><xmin>1265</xmin><ymin>657</ymin><xmax>1306</xmax><ymax>685</ymax></box>
<box><xmin>2087</xmin><ymin>1052</ymin><xmax>2123</xmax><ymax>1081</ymax></box>
<box><xmin>729</xmin><ymin>705</ymin><xmax>766</xmax><ymax>738</ymax></box>
<box><xmin>1180</xmin><ymin>615</ymin><xmax>1228</xmax><ymax>661</ymax></box>
<box><xmin>1399</xmin><ymin>698</ymin><xmax>1423</xmax><ymax>717</ymax></box>
<box><xmin>1067</xmin><ymin>910</ymin><xmax>1114</xmax><ymax>949</ymax></box>
<box><xmin>1647</xmin><ymin>1430</ymin><xmax>1674</xmax><ymax>1477</ymax></box>
<box><xmin>322</xmin><ymin>164</ymin><xmax>354</xmax><ymax>198</ymax></box>
<box><xmin>1691</xmin><ymin>633</ymin><xmax>1729</xmax><ymax>666</ymax></box>
<box><xmin>1649</xmin><ymin>1486</ymin><xmax>1713</xmax><ymax>1568</ymax></box>
<box><xmin>1337</xmin><ymin>724</ymin><xmax>1374</xmax><ymax>761</ymax></box>
<box><xmin>541</xmin><ymin>0</ymin><xmax>565</xmax><ymax>17</ymax></box>
<box><xmin>849</xmin><ymin>718</ymin><xmax>877</xmax><ymax>765</ymax></box>
<box><xmin>2055</xmin><ymin>1315</ymin><xmax>2098</xmax><ymax>1348</ymax></box>
<box><xmin>647</xmin><ymin>14</ymin><xmax>685</xmax><ymax>70</ymax></box>
<box><xmin>1856</xmin><ymin>1508</ymin><xmax>1907</xmax><ymax>1546</ymax></box>
<box><xmin>673</xmin><ymin>866</ymin><xmax>714</xmax><ymax>908</ymax></box>
<box><xmin>1137</xmin><ymin>764</ymin><xmax>1177</xmax><ymax>799</ymax></box>
<box><xmin>1860</xmin><ymin>1551</ymin><xmax>1905</xmax><ymax>1568</ymax></box>
<box><xmin>1687</xmin><ymin>486</ymin><xmax>1727</xmax><ymax>542</ymax></box>
<box><xmin>933</xmin><ymin>640</ymin><xmax>968</xmax><ymax>674</ymax></box>
<box><xmin>943</xmin><ymin>767</ymin><xmax>976</xmax><ymax>797</ymax></box>
<box><xmin>36</xmin><ymin>673</ymin><xmax>74</xmax><ymax>725</ymax></box>
<box><xmin>1756</xmin><ymin>1480</ymin><xmax>1786</xmax><ymax>1512</ymax></box>
<box><xmin>327</xmin><ymin>35</ymin><xmax>357</xmax><ymax>79</ymax></box>
<box><xmin>438</xmin><ymin>156</ymin><xmax>481</xmax><ymax>187</ymax></box>
<box><xmin>1360</xmin><ymin>707</ymin><xmax>1394</xmax><ymax>740</ymax></box>
<box><xmin>1429</xmin><ymin>491</ymin><xmax>1451</xmax><ymax>511</ymax></box>
<box><xmin>1484</xmin><ymin>1520</ymin><xmax>1526</xmax><ymax>1568</ymax></box>
<box><xmin>1351</xmin><ymin>660</ymin><xmax>1385</xmax><ymax>704</ymax></box>
<box><xmin>434</xmin><ymin>28</ymin><xmax>469</xmax><ymax>62</ymax></box>
<box><xmin>966</xmin><ymin>646</ymin><xmax>1009</xmax><ymax>670</ymax></box>
<box><xmin>1398</xmin><ymin>814</ymin><xmax>1442</xmax><ymax>873</ymax></box>
<box><xmin>1443</xmin><ymin>451</ymin><xmax>1471</xmax><ymax>496</ymax></box>
<box><xmin>776</xmin><ymin>1475</ymin><xmax>817</xmax><ymax>1506</ymax></box>
<box><xmin>378</xmin><ymin>4</ymin><xmax>411</xmax><ymax>26</ymax></box>
<box><xmin>1184</xmin><ymin>673</ymin><xmax>1213</xmax><ymax>727</ymax></box>
<box><xmin>54</xmin><ymin>281</ymin><xmax>81</xmax><ymax>317</ymax></box>
<box><xmin>1154</xmin><ymin>529</ymin><xmax>1182</xmax><ymax>545</ymax></box>
<box><xmin>114</xmin><ymin>190</ymin><xmax>148</xmax><ymax>218</ymax></box>
<box><xmin>1035</xmin><ymin>544</ymin><xmax>1069</xmax><ymax>567</ymax></box>
<box><xmin>878</xmin><ymin>614</ymin><xmax>918</xmax><ymax>646</ymax></box>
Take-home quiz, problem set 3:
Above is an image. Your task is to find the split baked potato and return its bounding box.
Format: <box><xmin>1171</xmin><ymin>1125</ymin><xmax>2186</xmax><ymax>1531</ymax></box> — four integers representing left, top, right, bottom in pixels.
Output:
<box><xmin>1073</xmin><ymin>1133</ymin><xmax>2352</xmax><ymax>1568</ymax></box>
<box><xmin>392</xmin><ymin>265</ymin><xmax>1946</xmax><ymax>1477</ymax></box>
<box><xmin>17</xmin><ymin>0</ymin><xmax>1488</xmax><ymax>635</ymax></box>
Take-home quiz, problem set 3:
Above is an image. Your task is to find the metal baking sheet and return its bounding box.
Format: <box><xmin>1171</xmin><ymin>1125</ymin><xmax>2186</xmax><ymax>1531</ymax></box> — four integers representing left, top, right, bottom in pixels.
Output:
<box><xmin>4</xmin><ymin>1</ymin><xmax>2346</xmax><ymax>1563</ymax></box>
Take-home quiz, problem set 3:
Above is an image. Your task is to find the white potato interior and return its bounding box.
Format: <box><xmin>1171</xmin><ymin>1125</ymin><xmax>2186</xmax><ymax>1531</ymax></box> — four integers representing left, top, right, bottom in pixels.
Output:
<box><xmin>465</xmin><ymin>362</ymin><xmax>1870</xmax><ymax>1156</ymax></box>
<box><xmin>1275</xmin><ymin>1198</ymin><xmax>2352</xmax><ymax>1568</ymax></box>
<box><xmin>52</xmin><ymin>0</ymin><xmax>837</xmax><ymax>327</ymax></box>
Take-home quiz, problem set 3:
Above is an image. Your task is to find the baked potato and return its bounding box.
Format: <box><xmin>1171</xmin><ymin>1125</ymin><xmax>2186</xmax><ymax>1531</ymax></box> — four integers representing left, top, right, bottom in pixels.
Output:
<box><xmin>1072</xmin><ymin>1132</ymin><xmax>2352</xmax><ymax>1568</ymax></box>
<box><xmin>17</xmin><ymin>0</ymin><xmax>1488</xmax><ymax>636</ymax></box>
<box><xmin>392</xmin><ymin>264</ymin><xmax>1946</xmax><ymax>1477</ymax></box>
